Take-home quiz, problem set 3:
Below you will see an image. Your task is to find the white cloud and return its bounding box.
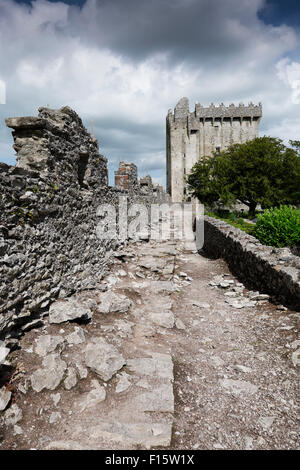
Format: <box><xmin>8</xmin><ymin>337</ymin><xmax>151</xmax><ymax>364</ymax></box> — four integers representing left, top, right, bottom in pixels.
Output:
<box><xmin>262</xmin><ymin>116</ymin><xmax>300</xmax><ymax>145</ymax></box>
<box><xmin>17</xmin><ymin>57</ymin><xmax>65</xmax><ymax>88</ymax></box>
<box><xmin>0</xmin><ymin>0</ymin><xmax>299</xmax><ymax>188</ymax></box>
<box><xmin>0</xmin><ymin>79</ymin><xmax>6</xmax><ymax>104</ymax></box>
<box><xmin>276</xmin><ymin>58</ymin><xmax>300</xmax><ymax>104</ymax></box>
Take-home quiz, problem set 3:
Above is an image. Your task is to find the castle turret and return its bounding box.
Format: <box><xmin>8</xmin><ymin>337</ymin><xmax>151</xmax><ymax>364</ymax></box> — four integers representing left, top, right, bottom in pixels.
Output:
<box><xmin>166</xmin><ymin>98</ymin><xmax>262</xmax><ymax>202</ymax></box>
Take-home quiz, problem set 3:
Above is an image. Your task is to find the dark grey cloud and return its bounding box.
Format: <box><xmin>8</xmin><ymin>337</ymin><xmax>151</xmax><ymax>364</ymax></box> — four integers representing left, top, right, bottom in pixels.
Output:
<box><xmin>14</xmin><ymin>0</ymin><xmax>85</xmax><ymax>4</ymax></box>
<box><xmin>0</xmin><ymin>0</ymin><xmax>300</xmax><ymax>189</ymax></box>
<box><xmin>68</xmin><ymin>0</ymin><xmax>264</xmax><ymax>64</ymax></box>
<box><xmin>92</xmin><ymin>117</ymin><xmax>165</xmax><ymax>183</ymax></box>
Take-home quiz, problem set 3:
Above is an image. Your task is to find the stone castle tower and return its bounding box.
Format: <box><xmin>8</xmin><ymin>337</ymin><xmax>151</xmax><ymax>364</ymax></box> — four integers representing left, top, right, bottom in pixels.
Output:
<box><xmin>166</xmin><ymin>97</ymin><xmax>262</xmax><ymax>202</ymax></box>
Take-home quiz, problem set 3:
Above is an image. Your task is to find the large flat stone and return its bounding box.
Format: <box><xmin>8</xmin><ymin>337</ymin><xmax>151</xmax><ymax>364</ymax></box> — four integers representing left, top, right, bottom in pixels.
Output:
<box><xmin>0</xmin><ymin>345</ymin><xmax>10</xmax><ymax>365</ymax></box>
<box><xmin>132</xmin><ymin>280</ymin><xmax>177</xmax><ymax>293</ymax></box>
<box><xmin>45</xmin><ymin>441</ymin><xmax>90</xmax><ymax>450</ymax></box>
<box><xmin>138</xmin><ymin>383</ymin><xmax>174</xmax><ymax>412</ymax></box>
<box><xmin>148</xmin><ymin>281</ymin><xmax>178</xmax><ymax>293</ymax></box>
<box><xmin>49</xmin><ymin>298</ymin><xmax>92</xmax><ymax>324</ymax></box>
<box><xmin>35</xmin><ymin>334</ymin><xmax>64</xmax><ymax>356</ymax></box>
<box><xmin>73</xmin><ymin>421</ymin><xmax>172</xmax><ymax>448</ymax></box>
<box><xmin>138</xmin><ymin>256</ymin><xmax>168</xmax><ymax>272</ymax></box>
<box><xmin>84</xmin><ymin>337</ymin><xmax>125</xmax><ymax>381</ymax></box>
<box><xmin>5</xmin><ymin>116</ymin><xmax>47</xmax><ymax>130</ymax></box>
<box><xmin>127</xmin><ymin>353</ymin><xmax>173</xmax><ymax>379</ymax></box>
<box><xmin>66</xmin><ymin>327</ymin><xmax>86</xmax><ymax>345</ymax></box>
<box><xmin>31</xmin><ymin>353</ymin><xmax>67</xmax><ymax>392</ymax></box>
<box><xmin>149</xmin><ymin>311</ymin><xmax>175</xmax><ymax>329</ymax></box>
<box><xmin>98</xmin><ymin>292</ymin><xmax>132</xmax><ymax>314</ymax></box>
<box><xmin>0</xmin><ymin>388</ymin><xmax>12</xmax><ymax>411</ymax></box>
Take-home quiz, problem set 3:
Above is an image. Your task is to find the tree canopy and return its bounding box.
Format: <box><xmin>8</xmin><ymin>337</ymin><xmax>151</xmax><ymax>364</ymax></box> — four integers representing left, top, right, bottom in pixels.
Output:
<box><xmin>187</xmin><ymin>136</ymin><xmax>300</xmax><ymax>216</ymax></box>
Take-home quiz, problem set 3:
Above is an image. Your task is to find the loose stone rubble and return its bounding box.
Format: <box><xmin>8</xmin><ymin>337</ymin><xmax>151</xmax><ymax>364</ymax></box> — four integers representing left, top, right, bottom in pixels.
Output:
<box><xmin>0</xmin><ymin>236</ymin><xmax>299</xmax><ymax>450</ymax></box>
<box><xmin>77</xmin><ymin>380</ymin><xmax>106</xmax><ymax>412</ymax></box>
<box><xmin>4</xmin><ymin>404</ymin><xmax>23</xmax><ymax>426</ymax></box>
<box><xmin>30</xmin><ymin>354</ymin><xmax>67</xmax><ymax>392</ymax></box>
<box><xmin>1</xmin><ymin>105</ymin><xmax>298</xmax><ymax>450</ymax></box>
<box><xmin>34</xmin><ymin>335</ymin><xmax>64</xmax><ymax>356</ymax></box>
<box><xmin>0</xmin><ymin>106</ymin><xmax>170</xmax><ymax>340</ymax></box>
<box><xmin>97</xmin><ymin>292</ymin><xmax>132</xmax><ymax>314</ymax></box>
<box><xmin>204</xmin><ymin>216</ymin><xmax>300</xmax><ymax>309</ymax></box>
<box><xmin>0</xmin><ymin>343</ymin><xmax>10</xmax><ymax>365</ymax></box>
<box><xmin>49</xmin><ymin>299</ymin><xmax>93</xmax><ymax>324</ymax></box>
<box><xmin>64</xmin><ymin>368</ymin><xmax>77</xmax><ymax>390</ymax></box>
<box><xmin>84</xmin><ymin>338</ymin><xmax>126</xmax><ymax>382</ymax></box>
<box><xmin>0</xmin><ymin>389</ymin><xmax>11</xmax><ymax>411</ymax></box>
<box><xmin>65</xmin><ymin>327</ymin><xmax>85</xmax><ymax>345</ymax></box>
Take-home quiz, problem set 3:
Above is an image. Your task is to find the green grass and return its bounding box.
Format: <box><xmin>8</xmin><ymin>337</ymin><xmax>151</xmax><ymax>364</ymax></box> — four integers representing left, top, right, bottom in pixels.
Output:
<box><xmin>205</xmin><ymin>210</ymin><xmax>255</xmax><ymax>235</ymax></box>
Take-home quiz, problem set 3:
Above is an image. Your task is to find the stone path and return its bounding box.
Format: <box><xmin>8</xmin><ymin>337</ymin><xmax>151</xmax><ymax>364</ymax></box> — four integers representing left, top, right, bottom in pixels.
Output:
<box><xmin>0</xmin><ymin>238</ymin><xmax>299</xmax><ymax>449</ymax></box>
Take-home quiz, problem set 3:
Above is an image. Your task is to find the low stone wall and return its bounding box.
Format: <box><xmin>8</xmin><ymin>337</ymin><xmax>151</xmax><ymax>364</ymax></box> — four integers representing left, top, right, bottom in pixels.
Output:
<box><xmin>203</xmin><ymin>216</ymin><xmax>300</xmax><ymax>310</ymax></box>
<box><xmin>0</xmin><ymin>106</ymin><xmax>167</xmax><ymax>340</ymax></box>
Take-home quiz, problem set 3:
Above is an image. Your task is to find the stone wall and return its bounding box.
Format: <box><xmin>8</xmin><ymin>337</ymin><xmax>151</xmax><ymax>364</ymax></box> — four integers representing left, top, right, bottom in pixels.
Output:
<box><xmin>203</xmin><ymin>216</ymin><xmax>300</xmax><ymax>310</ymax></box>
<box><xmin>0</xmin><ymin>106</ymin><xmax>165</xmax><ymax>340</ymax></box>
<box><xmin>114</xmin><ymin>161</ymin><xmax>138</xmax><ymax>190</ymax></box>
<box><xmin>139</xmin><ymin>175</ymin><xmax>153</xmax><ymax>194</ymax></box>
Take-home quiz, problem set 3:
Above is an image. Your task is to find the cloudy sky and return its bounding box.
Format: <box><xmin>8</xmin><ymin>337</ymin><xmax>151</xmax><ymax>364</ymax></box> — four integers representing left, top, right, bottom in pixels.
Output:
<box><xmin>0</xmin><ymin>0</ymin><xmax>299</xmax><ymax>186</ymax></box>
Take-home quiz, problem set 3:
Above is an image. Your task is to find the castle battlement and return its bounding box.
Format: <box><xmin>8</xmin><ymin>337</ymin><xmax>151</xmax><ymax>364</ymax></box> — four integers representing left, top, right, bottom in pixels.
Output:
<box><xmin>166</xmin><ymin>97</ymin><xmax>262</xmax><ymax>202</ymax></box>
<box><xmin>169</xmin><ymin>97</ymin><xmax>262</xmax><ymax>122</ymax></box>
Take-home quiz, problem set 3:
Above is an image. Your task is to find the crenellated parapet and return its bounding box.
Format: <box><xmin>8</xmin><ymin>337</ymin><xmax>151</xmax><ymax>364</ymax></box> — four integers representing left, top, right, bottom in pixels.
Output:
<box><xmin>169</xmin><ymin>97</ymin><xmax>262</xmax><ymax>122</ymax></box>
<box><xmin>194</xmin><ymin>101</ymin><xmax>262</xmax><ymax>120</ymax></box>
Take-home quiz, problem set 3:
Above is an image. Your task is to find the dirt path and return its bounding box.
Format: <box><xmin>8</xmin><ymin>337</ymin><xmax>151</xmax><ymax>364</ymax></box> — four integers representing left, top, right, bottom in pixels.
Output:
<box><xmin>0</xmin><ymin>238</ymin><xmax>299</xmax><ymax>450</ymax></box>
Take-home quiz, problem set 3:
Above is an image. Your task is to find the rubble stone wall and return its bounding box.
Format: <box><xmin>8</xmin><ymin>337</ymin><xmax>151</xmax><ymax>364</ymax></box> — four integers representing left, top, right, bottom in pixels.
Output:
<box><xmin>0</xmin><ymin>107</ymin><xmax>165</xmax><ymax>339</ymax></box>
<box><xmin>114</xmin><ymin>161</ymin><xmax>138</xmax><ymax>191</ymax></box>
<box><xmin>203</xmin><ymin>216</ymin><xmax>300</xmax><ymax>310</ymax></box>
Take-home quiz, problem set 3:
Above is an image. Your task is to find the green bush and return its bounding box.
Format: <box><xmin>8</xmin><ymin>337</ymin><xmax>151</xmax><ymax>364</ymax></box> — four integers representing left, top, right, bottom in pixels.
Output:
<box><xmin>253</xmin><ymin>206</ymin><xmax>300</xmax><ymax>248</ymax></box>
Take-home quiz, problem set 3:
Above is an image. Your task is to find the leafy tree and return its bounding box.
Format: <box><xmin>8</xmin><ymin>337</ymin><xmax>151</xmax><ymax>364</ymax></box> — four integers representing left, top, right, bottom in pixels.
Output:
<box><xmin>186</xmin><ymin>156</ymin><xmax>218</xmax><ymax>205</ymax></box>
<box><xmin>187</xmin><ymin>136</ymin><xmax>300</xmax><ymax>217</ymax></box>
<box><xmin>290</xmin><ymin>140</ymin><xmax>300</xmax><ymax>152</ymax></box>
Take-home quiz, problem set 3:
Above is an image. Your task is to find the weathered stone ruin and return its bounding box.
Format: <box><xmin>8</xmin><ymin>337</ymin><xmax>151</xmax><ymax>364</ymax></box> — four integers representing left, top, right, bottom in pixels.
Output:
<box><xmin>139</xmin><ymin>174</ymin><xmax>153</xmax><ymax>194</ymax></box>
<box><xmin>114</xmin><ymin>161</ymin><xmax>138</xmax><ymax>191</ymax></box>
<box><xmin>152</xmin><ymin>183</ymin><xmax>167</xmax><ymax>202</ymax></box>
<box><xmin>0</xmin><ymin>106</ymin><xmax>168</xmax><ymax>340</ymax></box>
<box><xmin>166</xmin><ymin>97</ymin><xmax>262</xmax><ymax>201</ymax></box>
<box><xmin>6</xmin><ymin>107</ymin><xmax>108</xmax><ymax>188</ymax></box>
<box><xmin>114</xmin><ymin>162</ymin><xmax>169</xmax><ymax>203</ymax></box>
<box><xmin>0</xmin><ymin>103</ymin><xmax>299</xmax><ymax>452</ymax></box>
